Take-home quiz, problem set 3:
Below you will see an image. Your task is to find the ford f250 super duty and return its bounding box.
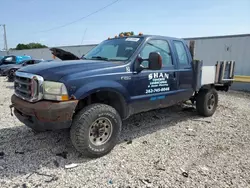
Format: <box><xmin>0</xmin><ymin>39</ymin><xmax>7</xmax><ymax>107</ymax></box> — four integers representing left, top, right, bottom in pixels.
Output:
<box><xmin>10</xmin><ymin>34</ymin><xmax>235</xmax><ymax>158</ymax></box>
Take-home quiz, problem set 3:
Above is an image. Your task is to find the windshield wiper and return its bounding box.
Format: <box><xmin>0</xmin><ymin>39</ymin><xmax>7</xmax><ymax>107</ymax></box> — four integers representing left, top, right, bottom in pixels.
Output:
<box><xmin>90</xmin><ymin>56</ymin><xmax>109</xmax><ymax>61</ymax></box>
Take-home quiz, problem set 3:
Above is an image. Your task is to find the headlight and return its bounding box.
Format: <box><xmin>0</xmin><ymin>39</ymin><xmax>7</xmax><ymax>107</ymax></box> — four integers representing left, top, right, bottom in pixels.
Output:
<box><xmin>43</xmin><ymin>81</ymin><xmax>69</xmax><ymax>101</ymax></box>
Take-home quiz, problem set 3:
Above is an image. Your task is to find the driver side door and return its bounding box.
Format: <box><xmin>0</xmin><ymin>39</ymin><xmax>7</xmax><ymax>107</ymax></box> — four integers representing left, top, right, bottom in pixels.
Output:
<box><xmin>130</xmin><ymin>39</ymin><xmax>177</xmax><ymax>114</ymax></box>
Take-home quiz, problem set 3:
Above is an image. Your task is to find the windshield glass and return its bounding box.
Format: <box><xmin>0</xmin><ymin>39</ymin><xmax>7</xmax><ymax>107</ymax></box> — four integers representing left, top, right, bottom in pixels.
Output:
<box><xmin>84</xmin><ymin>37</ymin><xmax>144</xmax><ymax>61</ymax></box>
<box><xmin>19</xmin><ymin>60</ymin><xmax>29</xmax><ymax>65</ymax></box>
<box><xmin>0</xmin><ymin>56</ymin><xmax>15</xmax><ymax>65</ymax></box>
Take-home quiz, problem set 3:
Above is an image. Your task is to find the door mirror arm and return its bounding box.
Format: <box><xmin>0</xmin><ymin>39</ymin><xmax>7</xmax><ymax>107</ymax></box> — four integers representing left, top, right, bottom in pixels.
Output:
<box><xmin>135</xmin><ymin>56</ymin><xmax>148</xmax><ymax>73</ymax></box>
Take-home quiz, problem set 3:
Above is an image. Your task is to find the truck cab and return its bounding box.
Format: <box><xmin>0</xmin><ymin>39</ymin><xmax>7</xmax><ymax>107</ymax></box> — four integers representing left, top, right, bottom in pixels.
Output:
<box><xmin>10</xmin><ymin>34</ymin><xmax>234</xmax><ymax>158</ymax></box>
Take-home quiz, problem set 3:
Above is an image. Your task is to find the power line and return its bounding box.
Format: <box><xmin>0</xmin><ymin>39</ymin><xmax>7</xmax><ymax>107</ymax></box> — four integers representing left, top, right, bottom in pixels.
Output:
<box><xmin>36</xmin><ymin>0</ymin><xmax>121</xmax><ymax>33</ymax></box>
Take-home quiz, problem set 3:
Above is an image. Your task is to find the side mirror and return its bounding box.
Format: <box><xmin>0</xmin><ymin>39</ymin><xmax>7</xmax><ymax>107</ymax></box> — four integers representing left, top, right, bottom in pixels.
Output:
<box><xmin>148</xmin><ymin>52</ymin><xmax>162</xmax><ymax>70</ymax></box>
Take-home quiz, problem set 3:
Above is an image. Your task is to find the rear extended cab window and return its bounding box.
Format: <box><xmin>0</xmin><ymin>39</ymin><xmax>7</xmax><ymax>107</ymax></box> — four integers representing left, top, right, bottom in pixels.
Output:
<box><xmin>173</xmin><ymin>40</ymin><xmax>189</xmax><ymax>65</ymax></box>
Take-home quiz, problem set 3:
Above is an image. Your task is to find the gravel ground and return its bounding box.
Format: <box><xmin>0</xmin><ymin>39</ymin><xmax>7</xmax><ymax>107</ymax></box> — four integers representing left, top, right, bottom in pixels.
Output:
<box><xmin>0</xmin><ymin>76</ymin><xmax>250</xmax><ymax>188</ymax></box>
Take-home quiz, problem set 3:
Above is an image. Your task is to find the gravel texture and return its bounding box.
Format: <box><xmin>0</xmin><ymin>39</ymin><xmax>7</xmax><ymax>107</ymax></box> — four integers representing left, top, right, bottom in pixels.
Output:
<box><xmin>0</xmin><ymin>76</ymin><xmax>250</xmax><ymax>188</ymax></box>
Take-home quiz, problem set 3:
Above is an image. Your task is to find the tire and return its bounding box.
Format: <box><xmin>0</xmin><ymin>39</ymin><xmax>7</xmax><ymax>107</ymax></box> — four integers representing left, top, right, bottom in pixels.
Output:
<box><xmin>196</xmin><ymin>88</ymin><xmax>218</xmax><ymax>117</ymax></box>
<box><xmin>70</xmin><ymin>103</ymin><xmax>122</xmax><ymax>158</ymax></box>
<box><xmin>8</xmin><ymin>69</ymin><xmax>15</xmax><ymax>82</ymax></box>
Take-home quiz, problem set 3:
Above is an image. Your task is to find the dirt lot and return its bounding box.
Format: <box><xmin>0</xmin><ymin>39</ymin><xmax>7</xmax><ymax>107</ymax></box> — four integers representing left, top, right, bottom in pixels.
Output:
<box><xmin>0</xmin><ymin>77</ymin><xmax>249</xmax><ymax>188</ymax></box>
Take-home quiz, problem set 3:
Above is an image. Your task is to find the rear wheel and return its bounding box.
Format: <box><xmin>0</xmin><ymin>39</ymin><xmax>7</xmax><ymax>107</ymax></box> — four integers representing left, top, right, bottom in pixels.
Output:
<box><xmin>196</xmin><ymin>88</ymin><xmax>218</xmax><ymax>117</ymax></box>
<box><xmin>70</xmin><ymin>103</ymin><xmax>122</xmax><ymax>158</ymax></box>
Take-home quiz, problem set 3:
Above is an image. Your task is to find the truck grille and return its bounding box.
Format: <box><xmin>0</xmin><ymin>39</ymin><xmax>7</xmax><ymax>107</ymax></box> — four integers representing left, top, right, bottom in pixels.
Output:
<box><xmin>14</xmin><ymin>72</ymin><xmax>44</xmax><ymax>102</ymax></box>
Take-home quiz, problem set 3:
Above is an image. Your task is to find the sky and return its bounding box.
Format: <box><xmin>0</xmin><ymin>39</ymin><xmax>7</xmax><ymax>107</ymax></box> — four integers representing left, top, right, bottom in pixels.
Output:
<box><xmin>0</xmin><ymin>0</ymin><xmax>249</xmax><ymax>49</ymax></box>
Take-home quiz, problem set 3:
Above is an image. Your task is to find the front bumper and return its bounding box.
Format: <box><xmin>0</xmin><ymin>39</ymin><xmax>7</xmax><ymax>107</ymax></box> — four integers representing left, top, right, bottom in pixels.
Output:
<box><xmin>11</xmin><ymin>95</ymin><xmax>78</xmax><ymax>131</ymax></box>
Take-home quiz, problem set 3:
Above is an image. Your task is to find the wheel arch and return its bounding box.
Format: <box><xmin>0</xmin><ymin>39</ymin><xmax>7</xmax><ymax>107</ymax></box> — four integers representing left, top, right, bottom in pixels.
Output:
<box><xmin>199</xmin><ymin>84</ymin><xmax>215</xmax><ymax>91</ymax></box>
<box><xmin>75</xmin><ymin>88</ymin><xmax>129</xmax><ymax>119</ymax></box>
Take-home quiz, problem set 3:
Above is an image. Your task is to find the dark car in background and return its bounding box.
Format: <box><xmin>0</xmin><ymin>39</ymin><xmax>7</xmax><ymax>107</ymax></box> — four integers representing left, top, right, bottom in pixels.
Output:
<box><xmin>0</xmin><ymin>55</ymin><xmax>32</xmax><ymax>66</ymax></box>
<box><xmin>0</xmin><ymin>59</ymin><xmax>52</xmax><ymax>81</ymax></box>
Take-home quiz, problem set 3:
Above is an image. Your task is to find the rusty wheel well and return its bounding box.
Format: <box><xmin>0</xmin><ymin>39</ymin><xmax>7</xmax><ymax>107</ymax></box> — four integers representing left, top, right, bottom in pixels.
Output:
<box><xmin>75</xmin><ymin>91</ymin><xmax>128</xmax><ymax>119</ymax></box>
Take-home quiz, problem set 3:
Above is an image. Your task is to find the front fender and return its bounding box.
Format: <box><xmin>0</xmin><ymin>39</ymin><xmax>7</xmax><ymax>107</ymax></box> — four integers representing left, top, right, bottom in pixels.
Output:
<box><xmin>73</xmin><ymin>80</ymin><xmax>130</xmax><ymax>102</ymax></box>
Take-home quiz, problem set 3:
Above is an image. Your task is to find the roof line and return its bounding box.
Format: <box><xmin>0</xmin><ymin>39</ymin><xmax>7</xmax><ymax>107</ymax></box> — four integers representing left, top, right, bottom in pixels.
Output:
<box><xmin>183</xmin><ymin>33</ymin><xmax>250</xmax><ymax>40</ymax></box>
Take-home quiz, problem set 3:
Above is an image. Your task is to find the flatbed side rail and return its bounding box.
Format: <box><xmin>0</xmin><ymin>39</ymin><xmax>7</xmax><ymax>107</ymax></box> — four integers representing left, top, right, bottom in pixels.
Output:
<box><xmin>192</xmin><ymin>60</ymin><xmax>236</xmax><ymax>92</ymax></box>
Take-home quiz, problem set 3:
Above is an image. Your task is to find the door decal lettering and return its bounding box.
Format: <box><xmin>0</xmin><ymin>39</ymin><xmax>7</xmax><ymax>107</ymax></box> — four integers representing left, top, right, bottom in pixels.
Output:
<box><xmin>150</xmin><ymin>95</ymin><xmax>166</xmax><ymax>101</ymax></box>
<box><xmin>146</xmin><ymin>72</ymin><xmax>170</xmax><ymax>94</ymax></box>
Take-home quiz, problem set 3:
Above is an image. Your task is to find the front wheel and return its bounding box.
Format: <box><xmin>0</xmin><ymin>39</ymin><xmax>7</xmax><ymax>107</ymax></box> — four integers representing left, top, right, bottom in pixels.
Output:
<box><xmin>8</xmin><ymin>69</ymin><xmax>16</xmax><ymax>82</ymax></box>
<box><xmin>196</xmin><ymin>88</ymin><xmax>218</xmax><ymax>117</ymax></box>
<box><xmin>70</xmin><ymin>103</ymin><xmax>122</xmax><ymax>158</ymax></box>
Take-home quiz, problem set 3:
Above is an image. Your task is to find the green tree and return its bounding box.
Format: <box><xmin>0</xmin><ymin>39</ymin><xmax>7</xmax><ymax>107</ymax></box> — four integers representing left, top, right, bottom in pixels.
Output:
<box><xmin>14</xmin><ymin>43</ymin><xmax>48</xmax><ymax>50</ymax></box>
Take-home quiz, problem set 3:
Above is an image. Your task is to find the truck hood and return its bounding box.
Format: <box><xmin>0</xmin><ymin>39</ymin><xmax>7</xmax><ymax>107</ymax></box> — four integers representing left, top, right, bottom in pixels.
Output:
<box><xmin>50</xmin><ymin>48</ymin><xmax>80</xmax><ymax>60</ymax></box>
<box><xmin>17</xmin><ymin>60</ymin><xmax>121</xmax><ymax>81</ymax></box>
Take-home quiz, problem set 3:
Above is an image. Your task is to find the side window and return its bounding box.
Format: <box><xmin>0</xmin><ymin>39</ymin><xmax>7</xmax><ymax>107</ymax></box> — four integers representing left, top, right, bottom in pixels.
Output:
<box><xmin>140</xmin><ymin>39</ymin><xmax>172</xmax><ymax>67</ymax></box>
<box><xmin>5</xmin><ymin>57</ymin><xmax>13</xmax><ymax>62</ymax></box>
<box><xmin>3</xmin><ymin>57</ymin><xmax>15</xmax><ymax>64</ymax></box>
<box><xmin>173</xmin><ymin>41</ymin><xmax>189</xmax><ymax>65</ymax></box>
<box><xmin>34</xmin><ymin>60</ymin><xmax>41</xmax><ymax>64</ymax></box>
<box><xmin>28</xmin><ymin>60</ymin><xmax>35</xmax><ymax>65</ymax></box>
<box><xmin>26</xmin><ymin>60</ymin><xmax>32</xmax><ymax>65</ymax></box>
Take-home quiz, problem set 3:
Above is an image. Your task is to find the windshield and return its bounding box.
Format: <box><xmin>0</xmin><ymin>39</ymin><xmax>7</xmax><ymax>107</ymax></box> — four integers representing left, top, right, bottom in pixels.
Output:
<box><xmin>19</xmin><ymin>60</ymin><xmax>29</xmax><ymax>65</ymax></box>
<box><xmin>0</xmin><ymin>56</ymin><xmax>15</xmax><ymax>65</ymax></box>
<box><xmin>84</xmin><ymin>37</ymin><xmax>144</xmax><ymax>61</ymax></box>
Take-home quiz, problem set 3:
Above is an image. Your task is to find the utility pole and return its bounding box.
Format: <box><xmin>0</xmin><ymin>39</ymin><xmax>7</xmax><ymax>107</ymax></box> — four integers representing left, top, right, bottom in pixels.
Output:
<box><xmin>0</xmin><ymin>24</ymin><xmax>8</xmax><ymax>54</ymax></box>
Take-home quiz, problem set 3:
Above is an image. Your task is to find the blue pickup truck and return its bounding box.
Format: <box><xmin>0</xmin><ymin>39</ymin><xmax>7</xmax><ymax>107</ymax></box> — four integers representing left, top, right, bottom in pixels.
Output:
<box><xmin>10</xmin><ymin>34</ymin><xmax>234</xmax><ymax>158</ymax></box>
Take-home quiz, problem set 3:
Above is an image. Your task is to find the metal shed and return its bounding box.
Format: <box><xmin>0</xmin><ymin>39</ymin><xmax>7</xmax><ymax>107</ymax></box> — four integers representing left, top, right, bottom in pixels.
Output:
<box><xmin>184</xmin><ymin>34</ymin><xmax>250</xmax><ymax>91</ymax></box>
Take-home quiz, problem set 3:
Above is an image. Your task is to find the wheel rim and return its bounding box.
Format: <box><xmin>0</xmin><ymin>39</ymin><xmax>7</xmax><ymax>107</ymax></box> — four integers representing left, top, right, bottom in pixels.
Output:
<box><xmin>207</xmin><ymin>94</ymin><xmax>215</xmax><ymax>110</ymax></box>
<box><xmin>89</xmin><ymin>117</ymin><xmax>113</xmax><ymax>146</ymax></box>
<box><xmin>9</xmin><ymin>70</ymin><xmax>15</xmax><ymax>78</ymax></box>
